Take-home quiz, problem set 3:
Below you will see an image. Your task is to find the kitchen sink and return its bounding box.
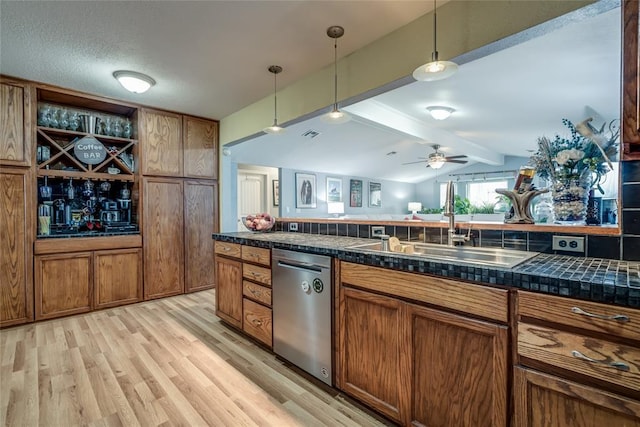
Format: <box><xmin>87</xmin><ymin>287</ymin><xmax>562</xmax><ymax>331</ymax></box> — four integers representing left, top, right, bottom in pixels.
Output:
<box><xmin>345</xmin><ymin>241</ymin><xmax>538</xmax><ymax>269</ymax></box>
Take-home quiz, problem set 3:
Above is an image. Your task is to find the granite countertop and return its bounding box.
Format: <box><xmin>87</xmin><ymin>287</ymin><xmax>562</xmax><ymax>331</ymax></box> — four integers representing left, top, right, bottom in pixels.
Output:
<box><xmin>213</xmin><ymin>231</ymin><xmax>640</xmax><ymax>309</ymax></box>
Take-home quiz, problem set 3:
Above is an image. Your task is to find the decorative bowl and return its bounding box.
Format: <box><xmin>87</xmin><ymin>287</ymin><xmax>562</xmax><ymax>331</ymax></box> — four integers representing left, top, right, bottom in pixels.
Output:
<box><xmin>242</xmin><ymin>214</ymin><xmax>275</xmax><ymax>232</ymax></box>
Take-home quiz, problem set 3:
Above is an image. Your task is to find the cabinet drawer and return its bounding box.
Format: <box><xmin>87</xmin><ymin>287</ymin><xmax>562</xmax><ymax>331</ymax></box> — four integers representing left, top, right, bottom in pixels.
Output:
<box><xmin>243</xmin><ymin>299</ymin><xmax>272</xmax><ymax>347</ymax></box>
<box><xmin>241</xmin><ymin>246</ymin><xmax>270</xmax><ymax>266</ymax></box>
<box><xmin>340</xmin><ymin>261</ymin><xmax>508</xmax><ymax>323</ymax></box>
<box><xmin>214</xmin><ymin>242</ymin><xmax>241</xmax><ymax>258</ymax></box>
<box><xmin>518</xmin><ymin>322</ymin><xmax>640</xmax><ymax>392</ymax></box>
<box><xmin>518</xmin><ymin>291</ymin><xmax>640</xmax><ymax>342</ymax></box>
<box><xmin>243</xmin><ymin>263</ymin><xmax>271</xmax><ymax>286</ymax></box>
<box><xmin>243</xmin><ymin>281</ymin><xmax>271</xmax><ymax>306</ymax></box>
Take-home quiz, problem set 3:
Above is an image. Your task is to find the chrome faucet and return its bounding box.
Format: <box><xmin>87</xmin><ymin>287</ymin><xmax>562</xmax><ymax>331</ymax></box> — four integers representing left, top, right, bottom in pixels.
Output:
<box><xmin>443</xmin><ymin>180</ymin><xmax>470</xmax><ymax>247</ymax></box>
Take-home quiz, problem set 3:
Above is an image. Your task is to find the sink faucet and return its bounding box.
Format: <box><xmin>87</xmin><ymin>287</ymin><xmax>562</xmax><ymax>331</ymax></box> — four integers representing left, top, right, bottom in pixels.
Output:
<box><xmin>443</xmin><ymin>180</ymin><xmax>470</xmax><ymax>247</ymax></box>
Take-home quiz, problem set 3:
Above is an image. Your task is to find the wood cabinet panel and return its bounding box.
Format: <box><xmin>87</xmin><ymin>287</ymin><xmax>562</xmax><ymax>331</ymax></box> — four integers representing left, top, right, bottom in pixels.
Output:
<box><xmin>338</xmin><ymin>287</ymin><xmax>406</xmax><ymax>423</ymax></box>
<box><xmin>183</xmin><ymin>116</ymin><xmax>217</xmax><ymax>179</ymax></box>
<box><xmin>143</xmin><ymin>177</ymin><xmax>184</xmax><ymax>300</ymax></box>
<box><xmin>0</xmin><ymin>80</ymin><xmax>31</xmax><ymax>166</ymax></box>
<box><xmin>518</xmin><ymin>323</ymin><xmax>640</xmax><ymax>392</ymax></box>
<box><xmin>243</xmin><ymin>281</ymin><xmax>271</xmax><ymax>306</ymax></box>
<box><xmin>141</xmin><ymin>108</ymin><xmax>182</xmax><ymax>176</ymax></box>
<box><xmin>514</xmin><ymin>367</ymin><xmax>640</xmax><ymax>427</ymax></box>
<box><xmin>242</xmin><ymin>298</ymin><xmax>272</xmax><ymax>347</ymax></box>
<box><xmin>35</xmin><ymin>253</ymin><xmax>92</xmax><ymax>320</ymax></box>
<box><xmin>241</xmin><ymin>246</ymin><xmax>270</xmax><ymax>267</ymax></box>
<box><xmin>94</xmin><ymin>249</ymin><xmax>142</xmax><ymax>309</ymax></box>
<box><xmin>242</xmin><ymin>263</ymin><xmax>271</xmax><ymax>287</ymax></box>
<box><xmin>214</xmin><ymin>256</ymin><xmax>242</xmax><ymax>328</ymax></box>
<box><xmin>518</xmin><ymin>291</ymin><xmax>640</xmax><ymax>342</ymax></box>
<box><xmin>184</xmin><ymin>180</ymin><xmax>217</xmax><ymax>292</ymax></box>
<box><xmin>622</xmin><ymin>0</ymin><xmax>640</xmax><ymax>159</ymax></box>
<box><xmin>0</xmin><ymin>168</ymin><xmax>33</xmax><ymax>327</ymax></box>
<box><xmin>407</xmin><ymin>303</ymin><xmax>508</xmax><ymax>427</ymax></box>
<box><xmin>340</xmin><ymin>261</ymin><xmax>508</xmax><ymax>323</ymax></box>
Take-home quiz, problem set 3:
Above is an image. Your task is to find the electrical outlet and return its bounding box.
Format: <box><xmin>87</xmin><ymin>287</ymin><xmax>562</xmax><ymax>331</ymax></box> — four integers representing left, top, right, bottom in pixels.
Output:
<box><xmin>288</xmin><ymin>222</ymin><xmax>298</xmax><ymax>232</ymax></box>
<box><xmin>371</xmin><ymin>226</ymin><xmax>385</xmax><ymax>236</ymax></box>
<box><xmin>552</xmin><ymin>235</ymin><xmax>585</xmax><ymax>253</ymax></box>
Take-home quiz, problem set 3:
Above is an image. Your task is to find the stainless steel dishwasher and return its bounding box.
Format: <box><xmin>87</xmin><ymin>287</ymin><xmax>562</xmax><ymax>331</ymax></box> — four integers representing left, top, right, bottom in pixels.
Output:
<box><xmin>272</xmin><ymin>248</ymin><xmax>333</xmax><ymax>386</ymax></box>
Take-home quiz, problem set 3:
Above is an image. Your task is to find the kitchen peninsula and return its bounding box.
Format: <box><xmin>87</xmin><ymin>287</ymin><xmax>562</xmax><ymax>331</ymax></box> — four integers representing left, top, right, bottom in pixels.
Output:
<box><xmin>213</xmin><ymin>231</ymin><xmax>640</xmax><ymax>426</ymax></box>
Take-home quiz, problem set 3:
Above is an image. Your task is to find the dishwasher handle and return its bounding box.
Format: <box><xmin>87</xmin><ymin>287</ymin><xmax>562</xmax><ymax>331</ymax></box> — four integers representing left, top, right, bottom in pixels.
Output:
<box><xmin>276</xmin><ymin>260</ymin><xmax>324</xmax><ymax>274</ymax></box>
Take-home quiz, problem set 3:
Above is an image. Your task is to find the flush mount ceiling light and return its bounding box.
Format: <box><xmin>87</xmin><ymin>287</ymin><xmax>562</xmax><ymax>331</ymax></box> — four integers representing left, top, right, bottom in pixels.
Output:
<box><xmin>413</xmin><ymin>0</ymin><xmax>458</xmax><ymax>82</ymax></box>
<box><xmin>113</xmin><ymin>70</ymin><xmax>156</xmax><ymax>94</ymax></box>
<box><xmin>426</xmin><ymin>106</ymin><xmax>455</xmax><ymax>120</ymax></box>
<box><xmin>263</xmin><ymin>65</ymin><xmax>286</xmax><ymax>135</ymax></box>
<box><xmin>322</xmin><ymin>25</ymin><xmax>351</xmax><ymax>124</ymax></box>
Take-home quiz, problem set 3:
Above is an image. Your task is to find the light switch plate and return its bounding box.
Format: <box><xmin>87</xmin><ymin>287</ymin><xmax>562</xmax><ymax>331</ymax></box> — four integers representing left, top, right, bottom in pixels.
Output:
<box><xmin>552</xmin><ymin>235</ymin><xmax>585</xmax><ymax>253</ymax></box>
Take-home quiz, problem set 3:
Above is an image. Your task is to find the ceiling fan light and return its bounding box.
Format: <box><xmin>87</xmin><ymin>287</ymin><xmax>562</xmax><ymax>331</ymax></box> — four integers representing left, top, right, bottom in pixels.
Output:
<box><xmin>427</xmin><ymin>106</ymin><xmax>455</xmax><ymax>120</ymax></box>
<box><xmin>113</xmin><ymin>70</ymin><xmax>155</xmax><ymax>93</ymax></box>
<box><xmin>429</xmin><ymin>159</ymin><xmax>446</xmax><ymax>169</ymax></box>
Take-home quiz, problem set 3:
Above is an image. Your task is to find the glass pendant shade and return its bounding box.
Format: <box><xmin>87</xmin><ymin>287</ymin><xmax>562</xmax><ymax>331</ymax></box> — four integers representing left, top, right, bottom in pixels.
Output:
<box><xmin>263</xmin><ymin>65</ymin><xmax>286</xmax><ymax>135</ymax></box>
<box><xmin>413</xmin><ymin>0</ymin><xmax>458</xmax><ymax>82</ymax></box>
<box><xmin>324</xmin><ymin>25</ymin><xmax>351</xmax><ymax>124</ymax></box>
<box><xmin>426</xmin><ymin>106</ymin><xmax>455</xmax><ymax>120</ymax></box>
<box><xmin>113</xmin><ymin>70</ymin><xmax>156</xmax><ymax>93</ymax></box>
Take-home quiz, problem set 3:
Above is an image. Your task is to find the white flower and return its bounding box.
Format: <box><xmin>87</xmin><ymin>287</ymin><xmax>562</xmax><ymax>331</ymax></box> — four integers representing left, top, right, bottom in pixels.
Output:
<box><xmin>554</xmin><ymin>149</ymin><xmax>585</xmax><ymax>166</ymax></box>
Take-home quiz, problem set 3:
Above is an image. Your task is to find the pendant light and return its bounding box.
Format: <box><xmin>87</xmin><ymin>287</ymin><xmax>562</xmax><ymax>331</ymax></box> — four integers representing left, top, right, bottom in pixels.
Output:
<box><xmin>263</xmin><ymin>65</ymin><xmax>285</xmax><ymax>135</ymax></box>
<box><xmin>322</xmin><ymin>25</ymin><xmax>350</xmax><ymax>124</ymax></box>
<box><xmin>412</xmin><ymin>0</ymin><xmax>458</xmax><ymax>82</ymax></box>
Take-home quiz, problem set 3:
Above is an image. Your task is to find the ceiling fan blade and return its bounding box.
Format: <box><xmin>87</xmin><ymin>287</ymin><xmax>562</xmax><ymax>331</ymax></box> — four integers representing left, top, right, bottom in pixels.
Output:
<box><xmin>446</xmin><ymin>159</ymin><xmax>468</xmax><ymax>164</ymax></box>
<box><xmin>402</xmin><ymin>160</ymin><xmax>428</xmax><ymax>165</ymax></box>
<box><xmin>444</xmin><ymin>155</ymin><xmax>468</xmax><ymax>160</ymax></box>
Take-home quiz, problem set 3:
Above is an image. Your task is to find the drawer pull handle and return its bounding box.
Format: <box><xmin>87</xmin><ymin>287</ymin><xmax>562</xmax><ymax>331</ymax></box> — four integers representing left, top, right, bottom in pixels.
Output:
<box><xmin>253</xmin><ymin>319</ymin><xmax>263</xmax><ymax>326</ymax></box>
<box><xmin>250</xmin><ymin>289</ymin><xmax>261</xmax><ymax>297</ymax></box>
<box><xmin>223</xmin><ymin>247</ymin><xmax>230</xmax><ymax>251</ymax></box>
<box><xmin>571</xmin><ymin>350</ymin><xmax>630</xmax><ymax>372</ymax></box>
<box><xmin>571</xmin><ymin>306</ymin><xmax>629</xmax><ymax>323</ymax></box>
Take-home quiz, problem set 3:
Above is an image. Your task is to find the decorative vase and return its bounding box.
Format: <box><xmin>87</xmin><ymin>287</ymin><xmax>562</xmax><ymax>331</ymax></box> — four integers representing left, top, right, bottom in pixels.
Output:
<box><xmin>551</xmin><ymin>173</ymin><xmax>591</xmax><ymax>225</ymax></box>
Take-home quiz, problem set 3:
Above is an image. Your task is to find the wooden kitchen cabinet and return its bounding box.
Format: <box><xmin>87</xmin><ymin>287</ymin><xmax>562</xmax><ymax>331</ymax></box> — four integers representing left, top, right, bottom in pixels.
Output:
<box><xmin>214</xmin><ymin>242</ymin><xmax>243</xmax><ymax>328</ymax></box>
<box><xmin>183</xmin><ymin>116</ymin><xmax>217</xmax><ymax>179</ymax></box>
<box><xmin>140</xmin><ymin>108</ymin><xmax>183</xmax><ymax>176</ymax></box>
<box><xmin>143</xmin><ymin>177</ymin><xmax>185</xmax><ymax>300</ymax></box>
<box><xmin>35</xmin><ymin>252</ymin><xmax>92</xmax><ymax>320</ymax></box>
<box><xmin>407</xmin><ymin>303</ymin><xmax>508</xmax><ymax>427</ymax></box>
<box><xmin>338</xmin><ymin>262</ymin><xmax>509</xmax><ymax>426</ymax></box>
<box><xmin>622</xmin><ymin>0</ymin><xmax>640</xmax><ymax>159</ymax></box>
<box><xmin>0</xmin><ymin>78</ymin><xmax>32</xmax><ymax>166</ymax></box>
<box><xmin>94</xmin><ymin>248</ymin><xmax>142</xmax><ymax>309</ymax></box>
<box><xmin>514</xmin><ymin>367</ymin><xmax>640</xmax><ymax>427</ymax></box>
<box><xmin>0</xmin><ymin>167</ymin><xmax>34</xmax><ymax>327</ymax></box>
<box><xmin>184</xmin><ymin>179</ymin><xmax>218</xmax><ymax>292</ymax></box>
<box><xmin>339</xmin><ymin>287</ymin><xmax>406</xmax><ymax>423</ymax></box>
<box><xmin>515</xmin><ymin>291</ymin><xmax>640</xmax><ymax>425</ymax></box>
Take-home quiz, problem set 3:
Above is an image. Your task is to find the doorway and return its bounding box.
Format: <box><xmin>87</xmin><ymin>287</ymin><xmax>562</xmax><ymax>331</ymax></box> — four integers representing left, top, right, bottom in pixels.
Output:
<box><xmin>237</xmin><ymin>171</ymin><xmax>267</xmax><ymax>231</ymax></box>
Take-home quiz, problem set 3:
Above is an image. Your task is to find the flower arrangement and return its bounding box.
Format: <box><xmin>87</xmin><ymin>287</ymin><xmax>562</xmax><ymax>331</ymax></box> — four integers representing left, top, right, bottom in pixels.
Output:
<box><xmin>529</xmin><ymin>118</ymin><xmax>619</xmax><ymax>193</ymax></box>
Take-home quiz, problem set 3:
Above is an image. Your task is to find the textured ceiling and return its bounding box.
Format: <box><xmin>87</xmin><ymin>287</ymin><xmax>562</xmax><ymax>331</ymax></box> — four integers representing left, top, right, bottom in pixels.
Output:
<box><xmin>0</xmin><ymin>0</ymin><xmax>435</xmax><ymax>119</ymax></box>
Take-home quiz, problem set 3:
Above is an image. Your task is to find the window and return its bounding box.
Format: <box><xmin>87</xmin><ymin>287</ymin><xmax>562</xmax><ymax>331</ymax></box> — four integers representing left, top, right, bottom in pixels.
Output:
<box><xmin>467</xmin><ymin>180</ymin><xmax>507</xmax><ymax>208</ymax></box>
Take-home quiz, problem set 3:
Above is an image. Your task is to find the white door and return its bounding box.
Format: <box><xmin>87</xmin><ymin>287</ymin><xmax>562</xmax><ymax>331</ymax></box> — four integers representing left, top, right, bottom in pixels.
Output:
<box><xmin>237</xmin><ymin>172</ymin><xmax>267</xmax><ymax>231</ymax></box>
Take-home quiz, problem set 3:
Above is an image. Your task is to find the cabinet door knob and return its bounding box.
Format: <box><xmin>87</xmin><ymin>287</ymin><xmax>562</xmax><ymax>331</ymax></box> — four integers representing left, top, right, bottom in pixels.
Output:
<box><xmin>571</xmin><ymin>306</ymin><xmax>629</xmax><ymax>323</ymax></box>
<box><xmin>253</xmin><ymin>319</ymin><xmax>263</xmax><ymax>327</ymax></box>
<box><xmin>571</xmin><ymin>350</ymin><xmax>630</xmax><ymax>372</ymax></box>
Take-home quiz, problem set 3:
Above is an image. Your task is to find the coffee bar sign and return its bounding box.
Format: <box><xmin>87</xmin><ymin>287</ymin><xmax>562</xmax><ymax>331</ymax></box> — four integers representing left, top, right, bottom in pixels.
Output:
<box><xmin>73</xmin><ymin>136</ymin><xmax>107</xmax><ymax>165</ymax></box>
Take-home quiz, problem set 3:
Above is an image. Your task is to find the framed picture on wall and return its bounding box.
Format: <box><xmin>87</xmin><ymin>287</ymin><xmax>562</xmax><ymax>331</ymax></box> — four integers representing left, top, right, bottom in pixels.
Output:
<box><xmin>350</xmin><ymin>179</ymin><xmax>362</xmax><ymax>207</ymax></box>
<box><xmin>326</xmin><ymin>177</ymin><xmax>342</xmax><ymax>203</ymax></box>
<box><xmin>272</xmin><ymin>180</ymin><xmax>279</xmax><ymax>206</ymax></box>
<box><xmin>296</xmin><ymin>173</ymin><xmax>317</xmax><ymax>208</ymax></box>
<box><xmin>369</xmin><ymin>181</ymin><xmax>382</xmax><ymax>207</ymax></box>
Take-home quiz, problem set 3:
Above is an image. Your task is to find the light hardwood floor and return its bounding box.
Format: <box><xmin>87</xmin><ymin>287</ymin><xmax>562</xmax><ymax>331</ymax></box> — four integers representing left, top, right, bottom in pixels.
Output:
<box><xmin>1</xmin><ymin>290</ymin><xmax>393</xmax><ymax>427</ymax></box>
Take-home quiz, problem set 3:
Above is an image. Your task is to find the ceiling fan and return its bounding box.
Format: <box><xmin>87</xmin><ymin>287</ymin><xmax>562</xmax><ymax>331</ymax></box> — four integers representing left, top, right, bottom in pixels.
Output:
<box><xmin>402</xmin><ymin>144</ymin><xmax>468</xmax><ymax>169</ymax></box>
